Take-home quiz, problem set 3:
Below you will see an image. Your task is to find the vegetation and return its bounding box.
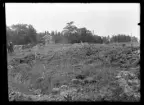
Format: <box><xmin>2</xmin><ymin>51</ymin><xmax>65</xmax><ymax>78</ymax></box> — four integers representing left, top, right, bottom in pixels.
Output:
<box><xmin>8</xmin><ymin>43</ymin><xmax>140</xmax><ymax>101</ymax></box>
<box><xmin>6</xmin><ymin>21</ymin><xmax>138</xmax><ymax>45</ymax></box>
<box><xmin>7</xmin><ymin>21</ymin><xmax>140</xmax><ymax>101</ymax></box>
<box><xmin>6</xmin><ymin>24</ymin><xmax>37</xmax><ymax>45</ymax></box>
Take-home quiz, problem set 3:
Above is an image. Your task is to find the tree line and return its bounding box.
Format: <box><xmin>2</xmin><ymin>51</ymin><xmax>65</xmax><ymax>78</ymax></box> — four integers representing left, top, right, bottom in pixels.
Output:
<box><xmin>6</xmin><ymin>21</ymin><xmax>138</xmax><ymax>45</ymax></box>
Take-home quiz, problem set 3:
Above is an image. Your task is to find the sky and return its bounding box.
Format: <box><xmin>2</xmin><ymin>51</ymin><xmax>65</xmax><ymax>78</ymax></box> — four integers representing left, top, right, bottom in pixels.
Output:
<box><xmin>5</xmin><ymin>3</ymin><xmax>140</xmax><ymax>39</ymax></box>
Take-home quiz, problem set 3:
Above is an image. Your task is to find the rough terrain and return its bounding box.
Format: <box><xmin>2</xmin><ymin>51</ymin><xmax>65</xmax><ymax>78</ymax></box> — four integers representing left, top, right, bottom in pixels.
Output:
<box><xmin>8</xmin><ymin>43</ymin><xmax>140</xmax><ymax>101</ymax></box>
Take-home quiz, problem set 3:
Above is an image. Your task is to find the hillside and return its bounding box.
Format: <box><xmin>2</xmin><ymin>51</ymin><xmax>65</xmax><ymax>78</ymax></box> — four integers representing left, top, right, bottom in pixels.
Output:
<box><xmin>8</xmin><ymin>43</ymin><xmax>140</xmax><ymax>101</ymax></box>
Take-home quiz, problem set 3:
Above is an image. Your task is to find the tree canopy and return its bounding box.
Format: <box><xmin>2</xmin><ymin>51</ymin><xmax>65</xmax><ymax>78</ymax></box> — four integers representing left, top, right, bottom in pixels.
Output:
<box><xmin>6</xmin><ymin>24</ymin><xmax>37</xmax><ymax>45</ymax></box>
<box><xmin>6</xmin><ymin>22</ymin><xmax>138</xmax><ymax>45</ymax></box>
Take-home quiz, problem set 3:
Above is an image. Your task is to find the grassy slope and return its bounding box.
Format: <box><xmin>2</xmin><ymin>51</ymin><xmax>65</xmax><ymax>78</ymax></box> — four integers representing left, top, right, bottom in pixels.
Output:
<box><xmin>8</xmin><ymin>43</ymin><xmax>140</xmax><ymax>101</ymax></box>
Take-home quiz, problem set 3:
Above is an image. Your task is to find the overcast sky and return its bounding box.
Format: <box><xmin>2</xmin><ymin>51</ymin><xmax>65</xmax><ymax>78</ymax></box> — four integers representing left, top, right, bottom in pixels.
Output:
<box><xmin>5</xmin><ymin>3</ymin><xmax>140</xmax><ymax>39</ymax></box>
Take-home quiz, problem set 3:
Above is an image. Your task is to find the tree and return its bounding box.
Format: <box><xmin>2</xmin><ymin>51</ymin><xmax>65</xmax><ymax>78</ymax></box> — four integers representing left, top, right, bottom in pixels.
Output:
<box><xmin>110</xmin><ymin>34</ymin><xmax>132</xmax><ymax>43</ymax></box>
<box><xmin>61</xmin><ymin>21</ymin><xmax>78</xmax><ymax>43</ymax></box>
<box><xmin>6</xmin><ymin>24</ymin><xmax>38</xmax><ymax>45</ymax></box>
<box><xmin>131</xmin><ymin>36</ymin><xmax>138</xmax><ymax>43</ymax></box>
<box><xmin>62</xmin><ymin>21</ymin><xmax>104</xmax><ymax>44</ymax></box>
<box><xmin>62</xmin><ymin>21</ymin><xmax>78</xmax><ymax>35</ymax></box>
<box><xmin>28</xmin><ymin>25</ymin><xmax>37</xmax><ymax>44</ymax></box>
<box><xmin>102</xmin><ymin>36</ymin><xmax>110</xmax><ymax>44</ymax></box>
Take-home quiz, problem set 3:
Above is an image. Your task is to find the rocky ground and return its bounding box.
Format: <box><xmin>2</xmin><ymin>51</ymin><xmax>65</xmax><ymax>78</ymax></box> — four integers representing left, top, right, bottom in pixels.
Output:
<box><xmin>8</xmin><ymin>43</ymin><xmax>140</xmax><ymax>101</ymax></box>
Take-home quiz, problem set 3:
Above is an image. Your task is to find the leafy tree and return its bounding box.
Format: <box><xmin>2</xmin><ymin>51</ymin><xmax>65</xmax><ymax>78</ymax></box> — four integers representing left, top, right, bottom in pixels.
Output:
<box><xmin>102</xmin><ymin>36</ymin><xmax>110</xmax><ymax>44</ymax></box>
<box><xmin>62</xmin><ymin>21</ymin><xmax>78</xmax><ymax>35</ymax></box>
<box><xmin>110</xmin><ymin>34</ymin><xmax>132</xmax><ymax>43</ymax></box>
<box><xmin>6</xmin><ymin>24</ymin><xmax>38</xmax><ymax>45</ymax></box>
<box><xmin>37</xmin><ymin>32</ymin><xmax>46</xmax><ymax>43</ymax></box>
<box><xmin>131</xmin><ymin>36</ymin><xmax>138</xmax><ymax>43</ymax></box>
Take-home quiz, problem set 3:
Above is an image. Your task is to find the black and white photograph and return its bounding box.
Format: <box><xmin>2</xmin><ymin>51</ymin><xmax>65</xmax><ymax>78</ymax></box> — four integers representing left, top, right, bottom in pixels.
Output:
<box><xmin>6</xmin><ymin>3</ymin><xmax>140</xmax><ymax>101</ymax></box>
